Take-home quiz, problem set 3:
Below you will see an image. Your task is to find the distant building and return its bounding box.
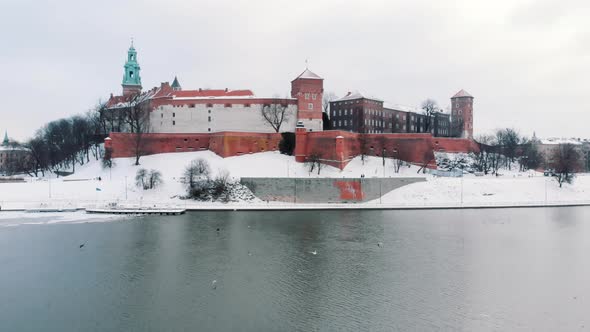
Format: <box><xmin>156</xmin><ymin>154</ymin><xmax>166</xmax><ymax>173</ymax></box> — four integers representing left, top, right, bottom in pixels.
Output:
<box><xmin>328</xmin><ymin>91</ymin><xmax>454</xmax><ymax>137</ymax></box>
<box><xmin>0</xmin><ymin>131</ymin><xmax>30</xmax><ymax>175</ymax></box>
<box><xmin>536</xmin><ymin>137</ymin><xmax>589</xmax><ymax>170</ymax></box>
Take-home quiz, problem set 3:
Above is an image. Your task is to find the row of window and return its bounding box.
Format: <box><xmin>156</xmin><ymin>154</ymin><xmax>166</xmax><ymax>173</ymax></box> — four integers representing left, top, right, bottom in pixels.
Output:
<box><xmin>170</xmin><ymin>103</ymin><xmax>252</xmax><ymax>108</ymax></box>
<box><xmin>304</xmin><ymin>93</ymin><xmax>318</xmax><ymax>100</ymax></box>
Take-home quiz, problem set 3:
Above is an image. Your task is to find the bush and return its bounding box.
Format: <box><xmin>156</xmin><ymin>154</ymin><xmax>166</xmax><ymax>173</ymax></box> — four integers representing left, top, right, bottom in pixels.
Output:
<box><xmin>279</xmin><ymin>132</ymin><xmax>296</xmax><ymax>156</ymax></box>
<box><xmin>135</xmin><ymin>168</ymin><xmax>163</xmax><ymax>190</ymax></box>
<box><xmin>184</xmin><ymin>158</ymin><xmax>211</xmax><ymax>188</ymax></box>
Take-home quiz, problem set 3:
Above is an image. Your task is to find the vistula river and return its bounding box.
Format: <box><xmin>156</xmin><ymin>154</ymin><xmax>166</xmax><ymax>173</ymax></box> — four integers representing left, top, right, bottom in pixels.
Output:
<box><xmin>0</xmin><ymin>208</ymin><xmax>589</xmax><ymax>331</ymax></box>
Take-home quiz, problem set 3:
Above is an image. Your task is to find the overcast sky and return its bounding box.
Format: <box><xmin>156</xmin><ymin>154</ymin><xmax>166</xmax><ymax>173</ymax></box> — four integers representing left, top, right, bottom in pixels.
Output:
<box><xmin>2</xmin><ymin>0</ymin><xmax>589</xmax><ymax>141</ymax></box>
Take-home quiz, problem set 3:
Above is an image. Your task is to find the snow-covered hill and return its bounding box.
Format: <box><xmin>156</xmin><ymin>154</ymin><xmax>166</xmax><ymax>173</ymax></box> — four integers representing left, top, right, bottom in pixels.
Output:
<box><xmin>0</xmin><ymin>151</ymin><xmax>423</xmax><ymax>208</ymax></box>
<box><xmin>0</xmin><ymin>150</ymin><xmax>588</xmax><ymax>210</ymax></box>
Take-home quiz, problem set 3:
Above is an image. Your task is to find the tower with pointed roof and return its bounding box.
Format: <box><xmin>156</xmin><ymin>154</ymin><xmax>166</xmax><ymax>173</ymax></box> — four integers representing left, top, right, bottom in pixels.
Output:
<box><xmin>451</xmin><ymin>89</ymin><xmax>474</xmax><ymax>138</ymax></box>
<box><xmin>171</xmin><ymin>76</ymin><xmax>182</xmax><ymax>91</ymax></box>
<box><xmin>2</xmin><ymin>130</ymin><xmax>8</xmax><ymax>146</ymax></box>
<box><xmin>122</xmin><ymin>41</ymin><xmax>142</xmax><ymax>96</ymax></box>
<box><xmin>291</xmin><ymin>68</ymin><xmax>324</xmax><ymax>131</ymax></box>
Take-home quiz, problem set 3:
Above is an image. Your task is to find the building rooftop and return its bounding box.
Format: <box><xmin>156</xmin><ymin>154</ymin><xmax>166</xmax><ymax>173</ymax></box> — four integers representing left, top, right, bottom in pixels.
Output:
<box><xmin>334</xmin><ymin>91</ymin><xmax>382</xmax><ymax>102</ymax></box>
<box><xmin>295</xmin><ymin>68</ymin><xmax>322</xmax><ymax>80</ymax></box>
<box><xmin>452</xmin><ymin>89</ymin><xmax>473</xmax><ymax>98</ymax></box>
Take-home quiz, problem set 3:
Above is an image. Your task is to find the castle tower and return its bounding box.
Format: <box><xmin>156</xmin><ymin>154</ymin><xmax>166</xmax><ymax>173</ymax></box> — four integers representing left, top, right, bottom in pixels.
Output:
<box><xmin>122</xmin><ymin>41</ymin><xmax>142</xmax><ymax>96</ymax></box>
<box><xmin>291</xmin><ymin>68</ymin><xmax>324</xmax><ymax>131</ymax></box>
<box><xmin>2</xmin><ymin>130</ymin><xmax>8</xmax><ymax>146</ymax></box>
<box><xmin>451</xmin><ymin>89</ymin><xmax>474</xmax><ymax>138</ymax></box>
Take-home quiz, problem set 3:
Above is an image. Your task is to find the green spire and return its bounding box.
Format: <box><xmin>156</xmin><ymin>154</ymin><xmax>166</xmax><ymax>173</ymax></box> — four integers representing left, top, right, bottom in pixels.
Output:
<box><xmin>122</xmin><ymin>40</ymin><xmax>142</xmax><ymax>88</ymax></box>
<box><xmin>2</xmin><ymin>130</ymin><xmax>8</xmax><ymax>146</ymax></box>
<box><xmin>171</xmin><ymin>76</ymin><xmax>181</xmax><ymax>90</ymax></box>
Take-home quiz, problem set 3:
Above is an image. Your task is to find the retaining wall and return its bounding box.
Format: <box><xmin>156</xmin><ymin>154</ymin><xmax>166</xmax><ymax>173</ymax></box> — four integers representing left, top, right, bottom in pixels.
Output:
<box><xmin>240</xmin><ymin>177</ymin><xmax>426</xmax><ymax>203</ymax></box>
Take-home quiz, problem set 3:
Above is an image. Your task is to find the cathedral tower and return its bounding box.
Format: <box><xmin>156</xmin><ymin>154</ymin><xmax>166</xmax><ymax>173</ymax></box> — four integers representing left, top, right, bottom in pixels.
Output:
<box><xmin>122</xmin><ymin>41</ymin><xmax>142</xmax><ymax>96</ymax></box>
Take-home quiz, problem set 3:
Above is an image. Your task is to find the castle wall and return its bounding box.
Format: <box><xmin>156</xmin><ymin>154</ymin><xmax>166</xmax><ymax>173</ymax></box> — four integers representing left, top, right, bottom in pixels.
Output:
<box><xmin>107</xmin><ymin>131</ymin><xmax>282</xmax><ymax>159</ymax></box>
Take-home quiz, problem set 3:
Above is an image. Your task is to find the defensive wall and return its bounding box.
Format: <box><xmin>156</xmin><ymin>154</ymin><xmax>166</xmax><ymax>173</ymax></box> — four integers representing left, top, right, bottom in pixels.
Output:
<box><xmin>240</xmin><ymin>177</ymin><xmax>426</xmax><ymax>203</ymax></box>
<box><xmin>294</xmin><ymin>129</ymin><xmax>479</xmax><ymax>169</ymax></box>
<box><xmin>105</xmin><ymin>131</ymin><xmax>479</xmax><ymax>167</ymax></box>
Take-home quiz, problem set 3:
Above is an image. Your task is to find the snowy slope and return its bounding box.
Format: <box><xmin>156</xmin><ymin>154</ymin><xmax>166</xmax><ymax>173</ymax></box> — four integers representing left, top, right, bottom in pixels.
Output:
<box><xmin>0</xmin><ymin>151</ymin><xmax>588</xmax><ymax>209</ymax></box>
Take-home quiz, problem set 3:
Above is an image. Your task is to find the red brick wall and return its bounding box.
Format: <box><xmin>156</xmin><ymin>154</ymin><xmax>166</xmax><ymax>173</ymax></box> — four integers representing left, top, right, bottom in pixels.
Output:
<box><xmin>295</xmin><ymin>130</ymin><xmax>479</xmax><ymax>169</ymax></box>
<box><xmin>434</xmin><ymin>137</ymin><xmax>480</xmax><ymax>153</ymax></box>
<box><xmin>108</xmin><ymin>132</ymin><xmax>281</xmax><ymax>158</ymax></box>
<box><xmin>108</xmin><ymin>131</ymin><xmax>479</xmax><ymax>170</ymax></box>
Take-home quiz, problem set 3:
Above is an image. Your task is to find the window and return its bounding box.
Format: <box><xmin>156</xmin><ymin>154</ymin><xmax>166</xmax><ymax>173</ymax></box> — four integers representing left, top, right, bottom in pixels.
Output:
<box><xmin>308</xmin><ymin>103</ymin><xmax>313</xmax><ymax>110</ymax></box>
<box><xmin>173</xmin><ymin>120</ymin><xmax>176</xmax><ymax>125</ymax></box>
<box><xmin>208</xmin><ymin>116</ymin><xmax>211</xmax><ymax>122</ymax></box>
<box><xmin>244</xmin><ymin>104</ymin><xmax>251</xmax><ymax>107</ymax></box>
<box><xmin>344</xmin><ymin>120</ymin><xmax>347</xmax><ymax>126</ymax></box>
<box><xmin>130</xmin><ymin>71</ymin><xmax>134</xmax><ymax>78</ymax></box>
<box><xmin>338</xmin><ymin>120</ymin><xmax>341</xmax><ymax>126</ymax></box>
<box><xmin>333</xmin><ymin>120</ymin><xmax>336</xmax><ymax>127</ymax></box>
<box><xmin>189</xmin><ymin>104</ymin><xmax>195</xmax><ymax>108</ymax></box>
<box><xmin>161</xmin><ymin>113</ymin><xmax>163</xmax><ymax>118</ymax></box>
<box><xmin>207</xmin><ymin>103</ymin><xmax>213</xmax><ymax>108</ymax></box>
<box><xmin>312</xmin><ymin>94</ymin><xmax>317</xmax><ymax>100</ymax></box>
<box><xmin>305</xmin><ymin>93</ymin><xmax>310</xmax><ymax>100</ymax></box>
<box><xmin>208</xmin><ymin>128</ymin><xmax>211</xmax><ymax>132</ymax></box>
<box><xmin>208</xmin><ymin>110</ymin><xmax>211</xmax><ymax>114</ymax></box>
<box><xmin>225</xmin><ymin>104</ymin><xmax>231</xmax><ymax>108</ymax></box>
<box><xmin>332</xmin><ymin>110</ymin><xmax>336</xmax><ymax>117</ymax></box>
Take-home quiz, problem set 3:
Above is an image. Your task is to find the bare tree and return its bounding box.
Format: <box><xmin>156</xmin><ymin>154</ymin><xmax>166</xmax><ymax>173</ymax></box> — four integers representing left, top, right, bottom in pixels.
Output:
<box><xmin>125</xmin><ymin>94</ymin><xmax>151</xmax><ymax>165</ymax></box>
<box><xmin>551</xmin><ymin>144</ymin><xmax>581</xmax><ymax>188</ymax></box>
<box><xmin>359</xmin><ymin>135</ymin><xmax>369</xmax><ymax>165</ymax></box>
<box><xmin>417</xmin><ymin>150</ymin><xmax>433</xmax><ymax>174</ymax></box>
<box><xmin>322</xmin><ymin>92</ymin><xmax>337</xmax><ymax>114</ymax></box>
<box><xmin>261</xmin><ymin>101</ymin><xmax>290</xmax><ymax>133</ymax></box>
<box><xmin>184</xmin><ymin>158</ymin><xmax>211</xmax><ymax>188</ymax></box>
<box><xmin>473</xmin><ymin>134</ymin><xmax>496</xmax><ymax>175</ymax></box>
<box><xmin>421</xmin><ymin>99</ymin><xmax>438</xmax><ymax>133</ymax></box>
<box><xmin>496</xmin><ymin>128</ymin><xmax>521</xmax><ymax>169</ymax></box>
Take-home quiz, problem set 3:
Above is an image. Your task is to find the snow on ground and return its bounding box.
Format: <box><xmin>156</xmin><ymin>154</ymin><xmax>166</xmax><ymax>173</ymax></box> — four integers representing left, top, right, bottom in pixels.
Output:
<box><xmin>0</xmin><ymin>210</ymin><xmax>133</xmax><ymax>227</ymax></box>
<box><xmin>0</xmin><ymin>151</ymin><xmax>423</xmax><ymax>208</ymax></box>
<box><xmin>0</xmin><ymin>151</ymin><xmax>588</xmax><ymax>210</ymax></box>
<box><xmin>371</xmin><ymin>174</ymin><xmax>590</xmax><ymax>206</ymax></box>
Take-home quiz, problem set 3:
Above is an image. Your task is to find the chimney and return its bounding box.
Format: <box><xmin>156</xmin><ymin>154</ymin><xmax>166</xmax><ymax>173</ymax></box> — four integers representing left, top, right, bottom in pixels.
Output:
<box><xmin>225</xmin><ymin>88</ymin><xmax>228</xmax><ymax>92</ymax></box>
<box><xmin>110</xmin><ymin>93</ymin><xmax>113</xmax><ymax>98</ymax></box>
<box><xmin>347</xmin><ymin>91</ymin><xmax>351</xmax><ymax>96</ymax></box>
<box><xmin>199</xmin><ymin>88</ymin><xmax>202</xmax><ymax>92</ymax></box>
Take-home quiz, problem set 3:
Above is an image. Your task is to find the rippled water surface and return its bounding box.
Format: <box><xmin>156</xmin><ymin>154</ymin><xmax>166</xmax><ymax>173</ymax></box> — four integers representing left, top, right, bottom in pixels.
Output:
<box><xmin>1</xmin><ymin>208</ymin><xmax>589</xmax><ymax>331</ymax></box>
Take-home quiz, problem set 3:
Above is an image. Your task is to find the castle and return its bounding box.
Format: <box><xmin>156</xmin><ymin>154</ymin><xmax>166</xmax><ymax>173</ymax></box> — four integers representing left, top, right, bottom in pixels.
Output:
<box><xmin>105</xmin><ymin>43</ymin><xmax>478</xmax><ymax>168</ymax></box>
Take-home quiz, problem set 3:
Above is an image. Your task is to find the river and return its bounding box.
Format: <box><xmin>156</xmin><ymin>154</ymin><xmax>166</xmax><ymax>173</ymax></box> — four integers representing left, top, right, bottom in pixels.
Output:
<box><xmin>0</xmin><ymin>208</ymin><xmax>589</xmax><ymax>331</ymax></box>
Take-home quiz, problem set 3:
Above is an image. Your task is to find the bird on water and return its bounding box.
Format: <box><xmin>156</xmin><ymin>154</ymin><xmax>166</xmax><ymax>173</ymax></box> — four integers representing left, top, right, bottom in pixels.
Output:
<box><xmin>79</xmin><ymin>243</ymin><xmax>85</xmax><ymax>249</ymax></box>
<box><xmin>309</xmin><ymin>250</ymin><xmax>317</xmax><ymax>255</ymax></box>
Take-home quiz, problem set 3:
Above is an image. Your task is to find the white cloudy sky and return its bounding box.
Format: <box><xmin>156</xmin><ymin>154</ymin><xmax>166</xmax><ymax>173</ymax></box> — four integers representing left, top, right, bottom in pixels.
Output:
<box><xmin>1</xmin><ymin>0</ymin><xmax>589</xmax><ymax>141</ymax></box>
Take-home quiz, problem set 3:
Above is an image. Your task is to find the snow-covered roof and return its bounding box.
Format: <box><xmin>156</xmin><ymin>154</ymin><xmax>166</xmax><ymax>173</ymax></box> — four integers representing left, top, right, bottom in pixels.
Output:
<box><xmin>295</xmin><ymin>68</ymin><xmax>322</xmax><ymax>80</ymax></box>
<box><xmin>383</xmin><ymin>102</ymin><xmax>421</xmax><ymax>113</ymax></box>
<box><xmin>0</xmin><ymin>146</ymin><xmax>29</xmax><ymax>152</ymax></box>
<box><xmin>335</xmin><ymin>91</ymin><xmax>382</xmax><ymax>102</ymax></box>
<box><xmin>539</xmin><ymin>138</ymin><xmax>583</xmax><ymax>145</ymax></box>
<box><xmin>452</xmin><ymin>89</ymin><xmax>473</xmax><ymax>98</ymax></box>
